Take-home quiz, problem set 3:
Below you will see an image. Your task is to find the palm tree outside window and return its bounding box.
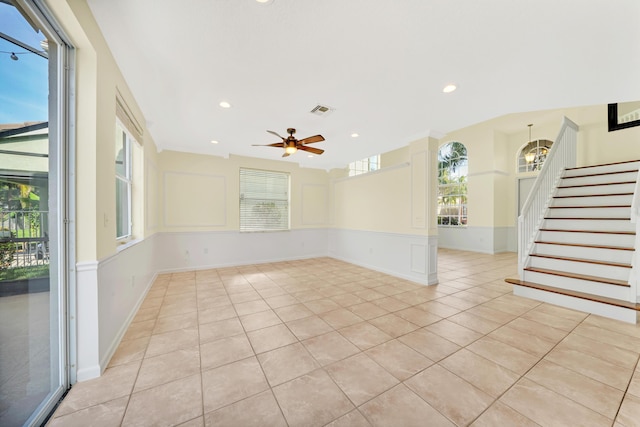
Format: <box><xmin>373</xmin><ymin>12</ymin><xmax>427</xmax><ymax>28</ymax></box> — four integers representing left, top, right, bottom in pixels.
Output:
<box><xmin>438</xmin><ymin>142</ymin><xmax>468</xmax><ymax>226</ymax></box>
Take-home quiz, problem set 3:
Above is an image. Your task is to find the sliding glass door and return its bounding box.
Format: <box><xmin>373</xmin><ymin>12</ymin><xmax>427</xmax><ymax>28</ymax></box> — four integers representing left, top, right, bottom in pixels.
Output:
<box><xmin>0</xmin><ymin>1</ymin><xmax>71</xmax><ymax>425</ymax></box>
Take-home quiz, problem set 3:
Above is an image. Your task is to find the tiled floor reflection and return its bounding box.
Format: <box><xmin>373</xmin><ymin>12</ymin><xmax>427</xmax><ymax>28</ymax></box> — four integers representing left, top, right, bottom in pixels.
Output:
<box><xmin>48</xmin><ymin>250</ymin><xmax>640</xmax><ymax>426</ymax></box>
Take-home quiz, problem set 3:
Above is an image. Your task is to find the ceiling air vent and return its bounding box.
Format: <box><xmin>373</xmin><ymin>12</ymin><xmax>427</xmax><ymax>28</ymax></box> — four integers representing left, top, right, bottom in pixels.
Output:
<box><xmin>310</xmin><ymin>104</ymin><xmax>334</xmax><ymax>117</ymax></box>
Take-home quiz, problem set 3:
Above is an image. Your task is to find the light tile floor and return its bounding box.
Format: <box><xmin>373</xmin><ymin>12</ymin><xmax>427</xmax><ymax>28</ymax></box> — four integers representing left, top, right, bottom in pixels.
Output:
<box><xmin>48</xmin><ymin>249</ymin><xmax>640</xmax><ymax>426</ymax></box>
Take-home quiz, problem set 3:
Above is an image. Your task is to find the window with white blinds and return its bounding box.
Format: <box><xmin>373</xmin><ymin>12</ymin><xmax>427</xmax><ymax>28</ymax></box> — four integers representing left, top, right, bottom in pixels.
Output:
<box><xmin>240</xmin><ymin>168</ymin><xmax>290</xmax><ymax>232</ymax></box>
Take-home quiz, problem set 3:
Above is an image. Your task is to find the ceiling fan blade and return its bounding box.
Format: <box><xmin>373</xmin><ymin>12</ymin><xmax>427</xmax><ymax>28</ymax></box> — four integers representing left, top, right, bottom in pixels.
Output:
<box><xmin>299</xmin><ymin>146</ymin><xmax>324</xmax><ymax>155</ymax></box>
<box><xmin>252</xmin><ymin>143</ymin><xmax>285</xmax><ymax>148</ymax></box>
<box><xmin>267</xmin><ymin>130</ymin><xmax>286</xmax><ymax>140</ymax></box>
<box><xmin>298</xmin><ymin>134</ymin><xmax>325</xmax><ymax>144</ymax></box>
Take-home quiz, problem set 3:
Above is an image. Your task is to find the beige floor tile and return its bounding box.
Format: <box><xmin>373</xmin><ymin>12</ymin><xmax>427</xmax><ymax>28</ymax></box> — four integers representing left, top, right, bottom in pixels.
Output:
<box><xmin>394</xmin><ymin>307</ymin><xmax>441</xmax><ymax>327</ymax></box>
<box><xmin>488</xmin><ymin>325</ymin><xmax>555</xmax><ymax>357</ymax></box>
<box><xmin>302</xmin><ymin>331</ymin><xmax>360</xmax><ymax>366</ymax></box>
<box><xmin>203</xmin><ymin>390</ymin><xmax>286</xmax><ymax>427</ymax></box>
<box><xmin>239</xmin><ymin>310</ymin><xmax>282</xmax><ymax>332</ymax></box>
<box><xmin>373</xmin><ymin>284</ymin><xmax>404</xmax><ymax>296</ymax></box>
<box><xmin>440</xmin><ymin>348</ymin><xmax>520</xmax><ymax>397</ymax></box>
<box><xmin>371</xmin><ymin>296</ymin><xmax>410</xmax><ymax>312</ymax></box>
<box><xmin>325</xmin><ymin>410</ymin><xmax>371</xmax><ymax>427</ymax></box>
<box><xmin>158</xmin><ymin>300</ymin><xmax>198</xmax><ymax>318</ymax></box>
<box><xmin>558</xmin><ymin>333</ymin><xmax>639</xmax><ymax>369</ymax></box>
<box><xmin>447</xmin><ymin>311</ymin><xmax>501</xmax><ymax>335</ymax></box>
<box><xmin>197</xmin><ymin>295</ymin><xmax>232</xmax><ymax>310</ymax></box>
<box><xmin>258</xmin><ymin>342</ymin><xmax>320</xmax><ymax>386</ymax></box>
<box><xmin>353</xmin><ymin>289</ymin><xmax>386</xmax><ymax>302</ymax></box>
<box><xmin>466</xmin><ymin>336</ymin><xmax>539</xmax><ymax>375</ymax></box>
<box><xmin>304</xmin><ymin>298</ymin><xmax>341</xmax><ymax>314</ymax></box>
<box><xmin>246</xmin><ymin>323</ymin><xmax>297</xmax><ymax>354</ymax></box>
<box><xmin>359</xmin><ymin>384</ymin><xmax>454</xmax><ymax>427</ymax></box>
<box><xmin>286</xmin><ymin>315</ymin><xmax>333</xmax><ymax>340</ymax></box>
<box><xmin>198</xmin><ymin>305</ymin><xmax>237</xmax><ymax>324</ymax></box>
<box><xmin>200</xmin><ymin>334</ymin><xmax>254</xmax><ymax>370</ymax></box>
<box><xmin>54</xmin><ymin>361</ymin><xmax>140</xmax><ymax>417</ymax></box>
<box><xmin>228</xmin><ymin>290</ymin><xmax>262</xmax><ymax>304</ymax></box>
<box><xmin>507</xmin><ymin>317</ymin><xmax>569</xmax><ymax>343</ymax></box>
<box><xmin>425</xmin><ymin>319</ymin><xmax>483</xmax><ymax>346</ymax></box>
<box><xmin>521</xmin><ymin>309</ymin><xmax>581</xmax><ymax>331</ymax></box>
<box><xmin>234</xmin><ymin>299</ymin><xmax>271</xmax><ymax>316</ymax></box>
<box><xmin>526</xmin><ymin>359</ymin><xmax>624</xmax><ymax>419</ymax></box>
<box><xmin>405</xmin><ymin>365</ymin><xmax>493</xmax><ymax>426</ymax></box>
<box><xmin>264</xmin><ymin>294</ymin><xmax>298</xmax><ymax>309</ymax></box>
<box><xmin>256</xmin><ymin>286</ymin><xmax>287</xmax><ymax>299</ymax></box>
<box><xmin>199</xmin><ymin>317</ymin><xmax>244</xmax><ymax>344</ymax></box>
<box><xmin>532</xmin><ymin>303</ymin><xmax>589</xmax><ymax>322</ymax></box>
<box><xmin>574</xmin><ymin>323</ymin><xmax>640</xmax><ymax>353</ymax></box>
<box><xmin>347</xmin><ymin>302</ymin><xmax>389</xmax><ymax>320</ymax></box>
<box><xmin>584</xmin><ymin>314</ymin><xmax>640</xmax><ymax>339</ymax></box>
<box><xmin>339</xmin><ymin>322</ymin><xmax>393</xmax><ymax>350</ymax></box>
<box><xmin>321</xmin><ymin>308</ymin><xmax>364</xmax><ymax>329</ymax></box>
<box><xmin>201</xmin><ymin>357</ymin><xmax>269</xmax><ymax>413</ymax></box>
<box><xmin>545</xmin><ymin>347</ymin><xmax>634</xmax><ymax>391</ymax></box>
<box><xmin>145</xmin><ymin>328</ymin><xmax>199</xmax><ymax>358</ymax></box>
<box><xmin>47</xmin><ymin>396</ymin><xmax>129</xmax><ymax>427</ymax></box>
<box><xmin>466</xmin><ymin>304</ymin><xmax>517</xmax><ymax>324</ymax></box>
<box><xmin>330</xmin><ymin>293</ymin><xmax>366</xmax><ymax>307</ymax></box>
<box><xmin>398</xmin><ymin>328</ymin><xmax>460</xmax><ymax>362</ymax></box>
<box><xmin>365</xmin><ymin>339</ymin><xmax>432</xmax><ymax>381</ymax></box>
<box><xmin>272</xmin><ymin>369</ymin><xmax>354</xmax><ymax>427</ymax></box>
<box><xmin>436</xmin><ymin>295</ymin><xmax>479</xmax><ymax>310</ymax></box>
<box><xmin>274</xmin><ymin>303</ymin><xmax>314</xmax><ymax>322</ymax></box>
<box><xmin>152</xmin><ymin>311</ymin><xmax>199</xmax><ymax>335</ymax></box>
<box><xmin>416</xmin><ymin>300</ymin><xmax>461</xmax><ymax>318</ymax></box>
<box><xmin>628</xmin><ymin>371</ymin><xmax>640</xmax><ymax>397</ymax></box>
<box><xmin>132</xmin><ymin>306</ymin><xmax>160</xmax><ymax>323</ymax></box>
<box><xmin>470</xmin><ymin>401</ymin><xmax>538</xmax><ymax>427</ymax></box>
<box><xmin>616</xmin><ymin>393</ymin><xmax>640</xmax><ymax>427</ymax></box>
<box><xmin>135</xmin><ymin>347</ymin><xmax>200</xmax><ymax>392</ymax></box>
<box><xmin>122</xmin><ymin>374</ymin><xmax>202</xmax><ymax>426</ymax></box>
<box><xmin>326</xmin><ymin>353</ymin><xmax>399</xmax><ymax>406</ymax></box>
<box><xmin>500</xmin><ymin>378</ymin><xmax>612</xmax><ymax>426</ymax></box>
<box><xmin>122</xmin><ymin>319</ymin><xmax>155</xmax><ymax>341</ymax></box>
<box><xmin>109</xmin><ymin>336</ymin><xmax>149</xmax><ymax>367</ymax></box>
<box><xmin>293</xmin><ymin>289</ymin><xmax>324</xmax><ymax>302</ymax></box>
<box><xmin>367</xmin><ymin>313</ymin><xmax>420</xmax><ymax>338</ymax></box>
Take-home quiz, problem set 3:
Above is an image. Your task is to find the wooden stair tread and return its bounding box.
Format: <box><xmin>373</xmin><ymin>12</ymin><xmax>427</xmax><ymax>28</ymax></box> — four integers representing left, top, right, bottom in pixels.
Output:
<box><xmin>524</xmin><ymin>267</ymin><xmax>629</xmax><ymax>287</ymax></box>
<box><xmin>548</xmin><ymin>205</ymin><xmax>631</xmax><ymax>209</ymax></box>
<box><xmin>505</xmin><ymin>278</ymin><xmax>640</xmax><ymax>311</ymax></box>
<box><xmin>534</xmin><ymin>240</ymin><xmax>634</xmax><ymax>251</ymax></box>
<box><xmin>563</xmin><ymin>169</ymin><xmax>639</xmax><ymax>179</ymax></box>
<box><xmin>530</xmin><ymin>253</ymin><xmax>631</xmax><ymax>268</ymax></box>
<box><xmin>553</xmin><ymin>193</ymin><xmax>633</xmax><ymax>199</ymax></box>
<box><xmin>558</xmin><ymin>181</ymin><xmax>636</xmax><ymax>189</ymax></box>
<box><xmin>566</xmin><ymin>160</ymin><xmax>640</xmax><ymax>170</ymax></box>
<box><xmin>540</xmin><ymin>229</ymin><xmax>635</xmax><ymax>235</ymax></box>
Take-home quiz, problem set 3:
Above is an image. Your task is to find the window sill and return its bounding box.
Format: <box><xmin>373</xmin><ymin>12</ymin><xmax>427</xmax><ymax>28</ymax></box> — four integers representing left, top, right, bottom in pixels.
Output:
<box><xmin>117</xmin><ymin>237</ymin><xmax>142</xmax><ymax>252</ymax></box>
<box><xmin>437</xmin><ymin>225</ymin><xmax>468</xmax><ymax>228</ymax></box>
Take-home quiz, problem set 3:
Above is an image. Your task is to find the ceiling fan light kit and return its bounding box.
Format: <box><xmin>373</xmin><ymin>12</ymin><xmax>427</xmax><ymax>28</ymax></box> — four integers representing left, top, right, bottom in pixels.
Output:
<box><xmin>253</xmin><ymin>127</ymin><xmax>325</xmax><ymax>157</ymax></box>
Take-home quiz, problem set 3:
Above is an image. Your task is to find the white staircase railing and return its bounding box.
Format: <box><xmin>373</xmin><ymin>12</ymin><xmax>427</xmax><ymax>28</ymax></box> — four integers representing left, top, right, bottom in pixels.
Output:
<box><xmin>518</xmin><ymin>117</ymin><xmax>579</xmax><ymax>277</ymax></box>
<box><xmin>630</xmin><ymin>168</ymin><xmax>640</xmax><ymax>303</ymax></box>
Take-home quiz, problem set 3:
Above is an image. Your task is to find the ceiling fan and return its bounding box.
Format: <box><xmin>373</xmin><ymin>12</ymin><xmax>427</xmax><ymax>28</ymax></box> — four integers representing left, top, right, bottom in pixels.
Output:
<box><xmin>253</xmin><ymin>128</ymin><xmax>325</xmax><ymax>157</ymax></box>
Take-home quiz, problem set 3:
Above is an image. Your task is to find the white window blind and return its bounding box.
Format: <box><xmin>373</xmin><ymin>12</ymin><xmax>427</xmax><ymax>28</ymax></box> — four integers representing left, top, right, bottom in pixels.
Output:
<box><xmin>240</xmin><ymin>168</ymin><xmax>290</xmax><ymax>232</ymax></box>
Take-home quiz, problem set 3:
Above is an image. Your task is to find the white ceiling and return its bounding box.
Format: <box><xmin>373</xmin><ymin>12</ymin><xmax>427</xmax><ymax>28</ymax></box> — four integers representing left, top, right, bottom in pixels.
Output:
<box><xmin>87</xmin><ymin>0</ymin><xmax>640</xmax><ymax>170</ymax></box>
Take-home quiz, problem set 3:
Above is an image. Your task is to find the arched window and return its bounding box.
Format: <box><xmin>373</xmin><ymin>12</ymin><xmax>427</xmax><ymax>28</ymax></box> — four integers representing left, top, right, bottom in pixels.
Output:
<box><xmin>518</xmin><ymin>139</ymin><xmax>553</xmax><ymax>172</ymax></box>
<box><xmin>438</xmin><ymin>142</ymin><xmax>468</xmax><ymax>226</ymax></box>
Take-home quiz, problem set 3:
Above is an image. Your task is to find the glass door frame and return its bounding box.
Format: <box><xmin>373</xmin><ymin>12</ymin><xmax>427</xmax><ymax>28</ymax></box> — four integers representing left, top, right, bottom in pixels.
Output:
<box><xmin>15</xmin><ymin>0</ymin><xmax>76</xmax><ymax>425</ymax></box>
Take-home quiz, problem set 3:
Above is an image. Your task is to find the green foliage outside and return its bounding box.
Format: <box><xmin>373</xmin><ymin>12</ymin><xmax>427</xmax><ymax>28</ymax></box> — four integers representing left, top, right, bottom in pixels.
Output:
<box><xmin>0</xmin><ymin>265</ymin><xmax>49</xmax><ymax>282</ymax></box>
<box><xmin>0</xmin><ymin>229</ymin><xmax>16</xmax><ymax>270</ymax></box>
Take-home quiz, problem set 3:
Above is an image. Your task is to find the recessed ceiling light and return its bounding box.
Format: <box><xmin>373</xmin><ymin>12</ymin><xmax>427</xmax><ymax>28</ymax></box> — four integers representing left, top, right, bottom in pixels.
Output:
<box><xmin>210</xmin><ymin>140</ymin><xmax>219</xmax><ymax>144</ymax></box>
<box><xmin>443</xmin><ymin>84</ymin><xmax>457</xmax><ymax>93</ymax></box>
<box><xmin>256</xmin><ymin>0</ymin><xmax>274</xmax><ymax>4</ymax></box>
<box><xmin>307</xmin><ymin>155</ymin><xmax>314</xmax><ymax>158</ymax></box>
<box><xmin>351</xmin><ymin>133</ymin><xmax>359</xmax><ymax>138</ymax></box>
<box><xmin>219</xmin><ymin>101</ymin><xmax>231</xmax><ymax>108</ymax></box>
